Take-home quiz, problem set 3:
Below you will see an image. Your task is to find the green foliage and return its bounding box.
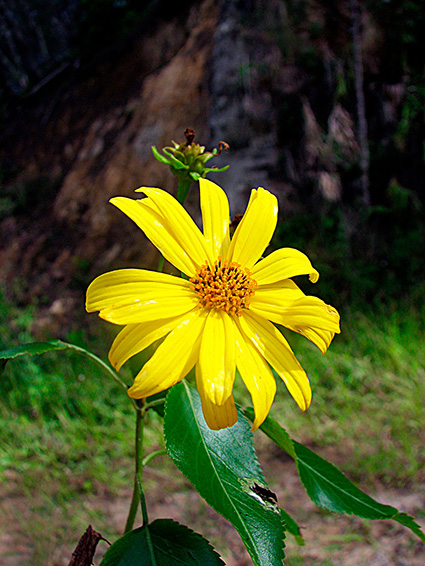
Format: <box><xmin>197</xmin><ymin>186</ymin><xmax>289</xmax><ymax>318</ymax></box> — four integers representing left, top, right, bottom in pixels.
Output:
<box><xmin>0</xmin><ymin>339</ymin><xmax>68</xmax><ymax>366</ymax></box>
<box><xmin>366</xmin><ymin>0</ymin><xmax>425</xmax><ymax>76</ymax></box>
<box><xmin>100</xmin><ymin>519</ymin><xmax>225</xmax><ymax>566</ymax></box>
<box><xmin>2</xmin><ymin>292</ymin><xmax>425</xmax><ymax>562</ymax></box>
<box><xmin>270</xmin><ymin>304</ymin><xmax>425</xmax><ymax>483</ymax></box>
<box><xmin>164</xmin><ymin>382</ymin><xmax>286</xmax><ymax>566</ymax></box>
<box><xmin>274</xmin><ymin>191</ymin><xmax>425</xmax><ymax>309</ymax></box>
<box><xmin>0</xmin><ymin>291</ymin><xmax>137</xmax><ymax>483</ymax></box>
<box><xmin>247</xmin><ymin>412</ymin><xmax>424</xmax><ymax>541</ymax></box>
<box><xmin>152</xmin><ymin>140</ymin><xmax>229</xmax><ymax>189</ymax></box>
<box><xmin>394</xmin><ymin>85</ymin><xmax>425</xmax><ymax>149</ymax></box>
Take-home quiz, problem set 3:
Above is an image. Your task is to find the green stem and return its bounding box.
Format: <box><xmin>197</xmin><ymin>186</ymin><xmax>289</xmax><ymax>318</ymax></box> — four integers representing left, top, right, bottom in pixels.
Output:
<box><xmin>176</xmin><ymin>179</ymin><xmax>192</xmax><ymax>204</ymax></box>
<box><xmin>136</xmin><ymin>476</ymin><xmax>157</xmax><ymax>566</ymax></box>
<box><xmin>142</xmin><ymin>449</ymin><xmax>167</xmax><ymax>468</ymax></box>
<box><xmin>64</xmin><ymin>343</ymin><xmax>137</xmax><ymax>410</ymax></box>
<box><xmin>124</xmin><ymin>401</ymin><xmax>147</xmax><ymax>532</ymax></box>
<box><xmin>136</xmin><ymin>473</ymin><xmax>150</xmax><ymax>527</ymax></box>
<box><xmin>144</xmin><ymin>397</ymin><xmax>166</xmax><ymax>411</ymax></box>
<box><xmin>157</xmin><ymin>255</ymin><xmax>165</xmax><ymax>272</ymax></box>
<box><xmin>122</xmin><ymin>175</ymin><xmax>193</xmax><ymax>533</ymax></box>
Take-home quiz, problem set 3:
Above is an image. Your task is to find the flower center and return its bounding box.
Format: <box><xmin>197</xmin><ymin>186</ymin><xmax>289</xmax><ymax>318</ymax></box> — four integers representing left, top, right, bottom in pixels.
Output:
<box><xmin>190</xmin><ymin>259</ymin><xmax>257</xmax><ymax>316</ymax></box>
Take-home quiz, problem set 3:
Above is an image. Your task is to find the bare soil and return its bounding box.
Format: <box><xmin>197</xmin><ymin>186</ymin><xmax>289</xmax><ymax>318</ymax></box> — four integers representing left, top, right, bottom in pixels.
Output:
<box><xmin>1</xmin><ymin>444</ymin><xmax>424</xmax><ymax>566</ymax></box>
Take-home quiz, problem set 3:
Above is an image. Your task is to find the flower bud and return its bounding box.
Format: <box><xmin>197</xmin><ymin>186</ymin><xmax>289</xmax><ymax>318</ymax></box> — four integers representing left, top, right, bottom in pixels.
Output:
<box><xmin>152</xmin><ymin>128</ymin><xmax>229</xmax><ymax>183</ymax></box>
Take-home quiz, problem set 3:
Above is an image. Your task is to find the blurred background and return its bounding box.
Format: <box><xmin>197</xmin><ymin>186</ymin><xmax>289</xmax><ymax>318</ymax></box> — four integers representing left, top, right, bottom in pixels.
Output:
<box><xmin>1</xmin><ymin>1</ymin><xmax>425</xmax><ymax>564</ymax></box>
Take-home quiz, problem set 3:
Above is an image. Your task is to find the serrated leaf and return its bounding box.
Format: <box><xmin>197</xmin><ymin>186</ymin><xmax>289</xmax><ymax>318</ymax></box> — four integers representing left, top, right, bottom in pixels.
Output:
<box><xmin>394</xmin><ymin>513</ymin><xmax>425</xmax><ymax>542</ymax></box>
<box><xmin>100</xmin><ymin>519</ymin><xmax>225</xmax><ymax>565</ymax></box>
<box><xmin>164</xmin><ymin>382</ymin><xmax>285</xmax><ymax>566</ymax></box>
<box><xmin>243</xmin><ymin>408</ymin><xmax>303</xmax><ymax>545</ymax></box>
<box><xmin>243</xmin><ymin>408</ymin><xmax>296</xmax><ymax>459</ymax></box>
<box><xmin>0</xmin><ymin>340</ymin><xmax>68</xmax><ymax>372</ymax></box>
<box><xmin>293</xmin><ymin>440</ymin><xmax>396</xmax><ymax>518</ymax></box>
<box><xmin>256</xmin><ymin>414</ymin><xmax>425</xmax><ymax>542</ymax></box>
<box><xmin>279</xmin><ymin>508</ymin><xmax>305</xmax><ymax>546</ymax></box>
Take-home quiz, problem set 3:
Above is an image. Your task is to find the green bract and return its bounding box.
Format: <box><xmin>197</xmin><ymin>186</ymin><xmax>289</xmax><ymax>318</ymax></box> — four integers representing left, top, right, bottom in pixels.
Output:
<box><xmin>152</xmin><ymin>142</ymin><xmax>229</xmax><ymax>181</ymax></box>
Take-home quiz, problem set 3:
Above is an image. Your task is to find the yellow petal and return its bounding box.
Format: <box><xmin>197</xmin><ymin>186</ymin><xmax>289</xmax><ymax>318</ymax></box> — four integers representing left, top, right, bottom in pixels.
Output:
<box><xmin>109</xmin><ymin>313</ymin><xmax>190</xmax><ymax>370</ymax></box>
<box><xmin>110</xmin><ymin>197</ymin><xmax>197</xmax><ymax>276</ymax></box>
<box><xmin>250</xmin><ymin>292</ymin><xmax>341</xmax><ymax>340</ymax></box>
<box><xmin>197</xmin><ymin>310</ymin><xmax>236</xmax><ymax>406</ymax></box>
<box><xmin>227</xmin><ymin>187</ymin><xmax>278</xmax><ymax>269</ymax></box>
<box><xmin>251</xmin><ymin>247</ymin><xmax>319</xmax><ymax>285</ymax></box>
<box><xmin>252</xmin><ymin>279</ymin><xmax>305</xmax><ymax>307</ymax></box>
<box><xmin>128</xmin><ymin>310</ymin><xmax>206</xmax><ymax>399</ymax></box>
<box><xmin>280</xmin><ymin>297</ymin><xmax>340</xmax><ymax>353</ymax></box>
<box><xmin>86</xmin><ymin>269</ymin><xmax>190</xmax><ymax>309</ymax></box>
<box><xmin>292</xmin><ymin>327</ymin><xmax>336</xmax><ymax>354</ymax></box>
<box><xmin>196</xmin><ymin>365</ymin><xmax>238</xmax><ymax>430</ymax></box>
<box><xmin>86</xmin><ymin>268</ymin><xmax>198</xmax><ymax>325</ymax></box>
<box><xmin>234</xmin><ymin>324</ymin><xmax>276</xmax><ymax>431</ymax></box>
<box><xmin>199</xmin><ymin>178</ymin><xmax>230</xmax><ymax>258</ymax></box>
<box><xmin>237</xmin><ymin>312</ymin><xmax>312</xmax><ymax>411</ymax></box>
<box><xmin>135</xmin><ymin>187</ymin><xmax>214</xmax><ymax>268</ymax></box>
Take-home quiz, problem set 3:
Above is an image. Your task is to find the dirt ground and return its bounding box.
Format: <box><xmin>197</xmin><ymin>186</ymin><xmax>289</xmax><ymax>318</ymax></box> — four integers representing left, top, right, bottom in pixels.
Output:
<box><xmin>1</xmin><ymin>445</ymin><xmax>425</xmax><ymax>566</ymax></box>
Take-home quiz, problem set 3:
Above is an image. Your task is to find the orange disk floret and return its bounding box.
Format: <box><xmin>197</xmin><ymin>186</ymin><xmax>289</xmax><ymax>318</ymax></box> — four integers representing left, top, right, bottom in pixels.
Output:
<box><xmin>190</xmin><ymin>258</ymin><xmax>258</xmax><ymax>316</ymax></box>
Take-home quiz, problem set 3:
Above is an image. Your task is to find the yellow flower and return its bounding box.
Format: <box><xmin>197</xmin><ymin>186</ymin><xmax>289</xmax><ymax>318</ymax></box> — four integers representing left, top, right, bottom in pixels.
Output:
<box><xmin>86</xmin><ymin>179</ymin><xmax>340</xmax><ymax>430</ymax></box>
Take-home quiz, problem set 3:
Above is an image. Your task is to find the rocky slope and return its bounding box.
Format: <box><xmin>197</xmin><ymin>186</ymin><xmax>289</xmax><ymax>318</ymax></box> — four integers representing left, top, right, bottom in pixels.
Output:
<box><xmin>1</xmin><ymin>0</ymin><xmax>422</xmax><ymax>331</ymax></box>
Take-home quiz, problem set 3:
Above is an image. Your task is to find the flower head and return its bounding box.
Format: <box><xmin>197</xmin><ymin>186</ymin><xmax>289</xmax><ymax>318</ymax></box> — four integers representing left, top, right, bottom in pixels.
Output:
<box><xmin>86</xmin><ymin>179</ymin><xmax>340</xmax><ymax>430</ymax></box>
<box><xmin>152</xmin><ymin>128</ymin><xmax>229</xmax><ymax>184</ymax></box>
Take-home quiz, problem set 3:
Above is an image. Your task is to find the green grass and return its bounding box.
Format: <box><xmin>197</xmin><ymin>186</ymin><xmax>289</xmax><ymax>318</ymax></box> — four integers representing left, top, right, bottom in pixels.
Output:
<box><xmin>1</xmin><ymin>291</ymin><xmax>425</xmax><ymax>563</ymax></box>
<box><xmin>266</xmin><ymin>302</ymin><xmax>425</xmax><ymax>484</ymax></box>
<box><xmin>0</xmin><ymin>293</ymin><xmax>165</xmax><ymax>564</ymax></box>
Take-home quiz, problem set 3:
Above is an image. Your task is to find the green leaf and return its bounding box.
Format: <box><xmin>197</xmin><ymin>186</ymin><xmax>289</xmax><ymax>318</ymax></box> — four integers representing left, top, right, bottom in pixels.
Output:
<box><xmin>242</xmin><ymin>408</ymin><xmax>303</xmax><ymax>545</ymax></box>
<box><xmin>243</xmin><ymin>408</ymin><xmax>296</xmax><ymax>459</ymax></box>
<box><xmin>0</xmin><ymin>340</ymin><xmax>132</xmax><ymax>401</ymax></box>
<box><xmin>164</xmin><ymin>382</ymin><xmax>285</xmax><ymax>566</ymax></box>
<box><xmin>0</xmin><ymin>340</ymin><xmax>68</xmax><ymax>372</ymax></box>
<box><xmin>100</xmin><ymin>519</ymin><xmax>225</xmax><ymax>565</ymax></box>
<box><xmin>151</xmin><ymin>145</ymin><xmax>171</xmax><ymax>165</ymax></box>
<box><xmin>279</xmin><ymin>508</ymin><xmax>305</xmax><ymax>546</ymax></box>
<box><xmin>293</xmin><ymin>441</ymin><xmax>396</xmax><ymax>518</ymax></box>
<box><xmin>255</xmin><ymin>414</ymin><xmax>425</xmax><ymax>542</ymax></box>
<box><xmin>393</xmin><ymin>513</ymin><xmax>425</xmax><ymax>542</ymax></box>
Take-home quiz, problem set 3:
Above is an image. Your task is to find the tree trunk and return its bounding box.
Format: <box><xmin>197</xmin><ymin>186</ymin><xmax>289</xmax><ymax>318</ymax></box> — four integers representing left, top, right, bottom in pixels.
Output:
<box><xmin>349</xmin><ymin>0</ymin><xmax>370</xmax><ymax>206</ymax></box>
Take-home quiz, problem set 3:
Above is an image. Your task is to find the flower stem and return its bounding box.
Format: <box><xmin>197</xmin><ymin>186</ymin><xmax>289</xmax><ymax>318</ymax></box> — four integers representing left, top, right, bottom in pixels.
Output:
<box><xmin>176</xmin><ymin>179</ymin><xmax>192</xmax><ymax>204</ymax></box>
<box><xmin>64</xmin><ymin>343</ymin><xmax>137</xmax><ymax>410</ymax></box>
<box><xmin>124</xmin><ymin>400</ymin><xmax>147</xmax><ymax>532</ymax></box>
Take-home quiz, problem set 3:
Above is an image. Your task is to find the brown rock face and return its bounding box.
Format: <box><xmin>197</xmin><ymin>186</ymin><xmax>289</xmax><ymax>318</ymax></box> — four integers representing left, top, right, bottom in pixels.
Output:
<box><xmin>0</xmin><ymin>0</ymin><xmax>219</xmax><ymax>326</ymax></box>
